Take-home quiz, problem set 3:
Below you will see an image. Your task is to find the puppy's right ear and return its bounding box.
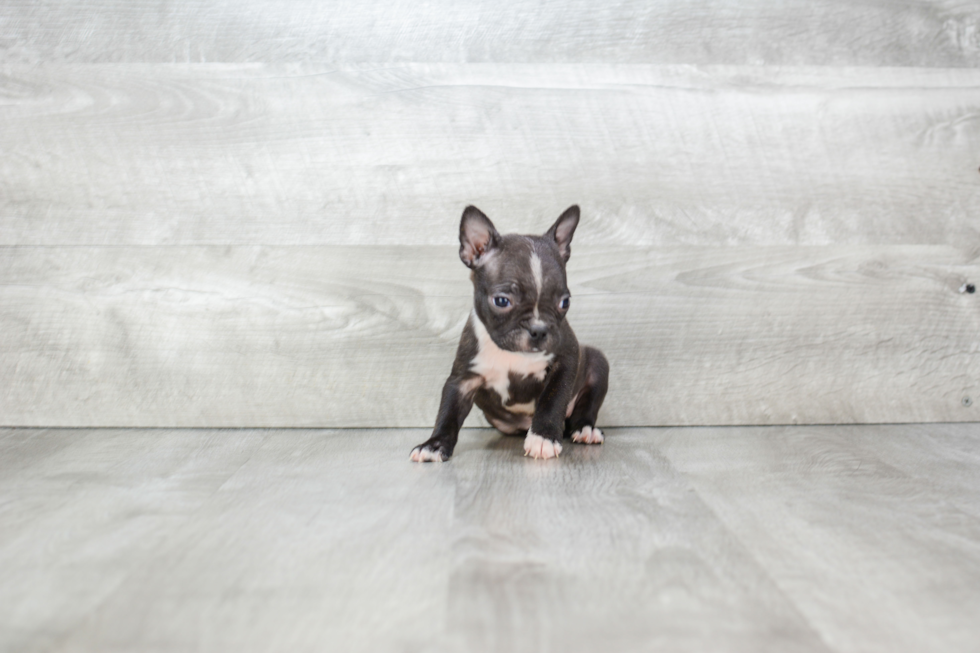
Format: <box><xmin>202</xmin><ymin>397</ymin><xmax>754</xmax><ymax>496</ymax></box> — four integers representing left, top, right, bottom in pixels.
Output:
<box><xmin>459</xmin><ymin>206</ymin><xmax>500</xmax><ymax>268</ymax></box>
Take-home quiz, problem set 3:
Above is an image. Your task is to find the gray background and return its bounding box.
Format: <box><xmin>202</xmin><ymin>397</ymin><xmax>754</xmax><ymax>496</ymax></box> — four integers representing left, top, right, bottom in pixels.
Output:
<box><xmin>2</xmin><ymin>1</ymin><xmax>979</xmax><ymax>427</ymax></box>
<box><xmin>4</xmin><ymin>5</ymin><xmax>980</xmax><ymax>652</ymax></box>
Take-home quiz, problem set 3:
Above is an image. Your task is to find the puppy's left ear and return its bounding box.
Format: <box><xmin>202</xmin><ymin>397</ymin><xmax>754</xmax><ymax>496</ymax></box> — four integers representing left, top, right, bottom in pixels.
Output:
<box><xmin>459</xmin><ymin>205</ymin><xmax>500</xmax><ymax>269</ymax></box>
<box><xmin>545</xmin><ymin>205</ymin><xmax>580</xmax><ymax>263</ymax></box>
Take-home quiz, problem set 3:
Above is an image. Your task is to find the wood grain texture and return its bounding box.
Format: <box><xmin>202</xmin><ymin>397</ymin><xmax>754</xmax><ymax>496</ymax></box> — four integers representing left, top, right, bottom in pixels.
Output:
<box><xmin>2</xmin><ymin>64</ymin><xmax>979</xmax><ymax>247</ymax></box>
<box><xmin>2</xmin><ymin>425</ymin><xmax>979</xmax><ymax>652</ymax></box>
<box><xmin>1</xmin><ymin>244</ymin><xmax>976</xmax><ymax>428</ymax></box>
<box><xmin>655</xmin><ymin>423</ymin><xmax>980</xmax><ymax>653</ymax></box>
<box><xmin>2</xmin><ymin>0</ymin><xmax>980</xmax><ymax>66</ymax></box>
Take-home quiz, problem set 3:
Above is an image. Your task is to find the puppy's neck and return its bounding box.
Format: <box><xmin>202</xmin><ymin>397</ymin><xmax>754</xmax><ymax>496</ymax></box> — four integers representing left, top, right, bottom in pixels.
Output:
<box><xmin>468</xmin><ymin>309</ymin><xmax>553</xmax><ymax>404</ymax></box>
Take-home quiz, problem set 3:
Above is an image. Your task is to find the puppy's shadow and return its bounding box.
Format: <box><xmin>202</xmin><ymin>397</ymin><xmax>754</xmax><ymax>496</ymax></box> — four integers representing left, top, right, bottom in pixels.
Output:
<box><xmin>452</xmin><ymin>428</ymin><xmax>523</xmax><ymax>458</ymax></box>
<box><xmin>453</xmin><ymin>428</ymin><xmax>525</xmax><ymax>458</ymax></box>
<box><xmin>485</xmin><ymin>431</ymin><xmax>526</xmax><ymax>451</ymax></box>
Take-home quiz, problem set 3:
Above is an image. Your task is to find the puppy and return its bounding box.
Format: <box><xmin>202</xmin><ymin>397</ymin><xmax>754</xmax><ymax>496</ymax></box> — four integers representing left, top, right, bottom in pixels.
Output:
<box><xmin>410</xmin><ymin>205</ymin><xmax>609</xmax><ymax>461</ymax></box>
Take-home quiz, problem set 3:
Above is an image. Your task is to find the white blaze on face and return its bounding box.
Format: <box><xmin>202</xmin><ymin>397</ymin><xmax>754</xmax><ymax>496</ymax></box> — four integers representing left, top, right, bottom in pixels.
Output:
<box><xmin>529</xmin><ymin>250</ymin><xmax>543</xmax><ymax>321</ymax></box>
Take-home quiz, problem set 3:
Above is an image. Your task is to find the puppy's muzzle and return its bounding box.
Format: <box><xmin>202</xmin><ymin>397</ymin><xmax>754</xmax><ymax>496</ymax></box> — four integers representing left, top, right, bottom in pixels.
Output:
<box><xmin>527</xmin><ymin>324</ymin><xmax>548</xmax><ymax>347</ymax></box>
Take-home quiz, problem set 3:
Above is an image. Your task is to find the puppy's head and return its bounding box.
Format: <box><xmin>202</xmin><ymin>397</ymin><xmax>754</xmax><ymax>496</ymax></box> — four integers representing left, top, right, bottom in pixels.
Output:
<box><xmin>459</xmin><ymin>205</ymin><xmax>579</xmax><ymax>353</ymax></box>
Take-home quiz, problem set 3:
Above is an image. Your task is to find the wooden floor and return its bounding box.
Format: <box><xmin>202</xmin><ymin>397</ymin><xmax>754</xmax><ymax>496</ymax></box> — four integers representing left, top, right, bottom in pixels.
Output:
<box><xmin>2</xmin><ymin>424</ymin><xmax>979</xmax><ymax>652</ymax></box>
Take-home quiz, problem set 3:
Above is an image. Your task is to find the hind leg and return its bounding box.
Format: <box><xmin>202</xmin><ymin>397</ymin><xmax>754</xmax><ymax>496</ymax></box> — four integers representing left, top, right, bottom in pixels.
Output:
<box><xmin>565</xmin><ymin>346</ymin><xmax>609</xmax><ymax>445</ymax></box>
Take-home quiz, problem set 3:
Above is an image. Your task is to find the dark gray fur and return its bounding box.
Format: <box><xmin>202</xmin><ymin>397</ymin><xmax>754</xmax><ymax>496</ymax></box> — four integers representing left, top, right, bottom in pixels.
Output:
<box><xmin>411</xmin><ymin>205</ymin><xmax>609</xmax><ymax>461</ymax></box>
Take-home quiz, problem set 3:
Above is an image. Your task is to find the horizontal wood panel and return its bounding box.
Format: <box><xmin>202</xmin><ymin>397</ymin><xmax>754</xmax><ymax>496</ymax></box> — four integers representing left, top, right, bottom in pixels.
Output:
<box><xmin>2</xmin><ymin>64</ymin><xmax>979</xmax><ymax>248</ymax></box>
<box><xmin>1</xmin><ymin>244</ymin><xmax>977</xmax><ymax>427</ymax></box>
<box><xmin>3</xmin><ymin>1</ymin><xmax>980</xmax><ymax>67</ymax></box>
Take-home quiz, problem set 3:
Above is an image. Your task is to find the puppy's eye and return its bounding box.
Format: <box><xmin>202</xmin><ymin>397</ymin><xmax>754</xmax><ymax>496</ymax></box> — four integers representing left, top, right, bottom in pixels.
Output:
<box><xmin>493</xmin><ymin>296</ymin><xmax>511</xmax><ymax>308</ymax></box>
<box><xmin>559</xmin><ymin>296</ymin><xmax>570</xmax><ymax>310</ymax></box>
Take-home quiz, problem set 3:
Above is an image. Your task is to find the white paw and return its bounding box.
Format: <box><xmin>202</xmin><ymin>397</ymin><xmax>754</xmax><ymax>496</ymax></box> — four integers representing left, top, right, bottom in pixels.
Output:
<box><xmin>523</xmin><ymin>430</ymin><xmax>563</xmax><ymax>459</ymax></box>
<box><xmin>571</xmin><ymin>426</ymin><xmax>604</xmax><ymax>445</ymax></box>
<box><xmin>410</xmin><ymin>446</ymin><xmax>445</xmax><ymax>463</ymax></box>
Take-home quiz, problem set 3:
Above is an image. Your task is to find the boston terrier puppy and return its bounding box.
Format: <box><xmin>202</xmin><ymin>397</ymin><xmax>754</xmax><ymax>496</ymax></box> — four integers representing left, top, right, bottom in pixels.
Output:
<box><xmin>410</xmin><ymin>205</ymin><xmax>609</xmax><ymax>462</ymax></box>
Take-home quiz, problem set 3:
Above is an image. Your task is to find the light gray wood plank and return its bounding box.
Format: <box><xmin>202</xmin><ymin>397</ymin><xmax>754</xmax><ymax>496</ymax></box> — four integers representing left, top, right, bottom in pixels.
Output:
<box><xmin>2</xmin><ymin>1</ymin><xmax>979</xmax><ymax>67</ymax></box>
<box><xmin>45</xmin><ymin>429</ymin><xmax>458</xmax><ymax>653</ymax></box>
<box><xmin>2</xmin><ymin>425</ymin><xmax>980</xmax><ymax>652</ymax></box>
<box><xmin>656</xmin><ymin>423</ymin><xmax>980</xmax><ymax>653</ymax></box>
<box><xmin>0</xmin><ymin>427</ymin><xmax>828</xmax><ymax>652</ymax></box>
<box><xmin>440</xmin><ymin>431</ymin><xmax>828</xmax><ymax>653</ymax></box>
<box><xmin>2</xmin><ymin>64</ymin><xmax>979</xmax><ymax>247</ymax></box>
<box><xmin>844</xmin><ymin>423</ymin><xmax>980</xmax><ymax>521</ymax></box>
<box><xmin>0</xmin><ymin>428</ymin><xmax>272</xmax><ymax>653</ymax></box>
<box><xmin>1</xmin><ymin>244</ymin><xmax>976</xmax><ymax>427</ymax></box>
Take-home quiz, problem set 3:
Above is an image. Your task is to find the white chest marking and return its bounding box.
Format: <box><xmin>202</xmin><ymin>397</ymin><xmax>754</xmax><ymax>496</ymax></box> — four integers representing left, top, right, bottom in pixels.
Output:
<box><xmin>530</xmin><ymin>251</ymin><xmax>543</xmax><ymax>320</ymax></box>
<box><xmin>469</xmin><ymin>310</ymin><xmax>552</xmax><ymax>404</ymax></box>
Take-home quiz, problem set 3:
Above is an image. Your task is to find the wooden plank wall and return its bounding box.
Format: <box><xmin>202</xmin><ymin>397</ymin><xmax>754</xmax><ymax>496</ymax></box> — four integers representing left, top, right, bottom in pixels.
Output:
<box><xmin>1</xmin><ymin>2</ymin><xmax>978</xmax><ymax>427</ymax></box>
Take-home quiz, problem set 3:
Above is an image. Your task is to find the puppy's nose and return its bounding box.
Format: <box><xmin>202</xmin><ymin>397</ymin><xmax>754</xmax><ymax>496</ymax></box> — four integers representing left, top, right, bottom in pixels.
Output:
<box><xmin>527</xmin><ymin>325</ymin><xmax>548</xmax><ymax>342</ymax></box>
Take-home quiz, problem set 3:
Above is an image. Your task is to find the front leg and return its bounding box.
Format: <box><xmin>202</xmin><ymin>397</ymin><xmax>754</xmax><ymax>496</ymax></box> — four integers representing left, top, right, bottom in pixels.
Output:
<box><xmin>410</xmin><ymin>376</ymin><xmax>478</xmax><ymax>462</ymax></box>
<box><xmin>524</xmin><ymin>358</ymin><xmax>577</xmax><ymax>460</ymax></box>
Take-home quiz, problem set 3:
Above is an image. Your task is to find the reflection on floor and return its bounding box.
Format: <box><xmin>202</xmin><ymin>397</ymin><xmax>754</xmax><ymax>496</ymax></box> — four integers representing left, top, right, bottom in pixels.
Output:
<box><xmin>2</xmin><ymin>424</ymin><xmax>979</xmax><ymax>652</ymax></box>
